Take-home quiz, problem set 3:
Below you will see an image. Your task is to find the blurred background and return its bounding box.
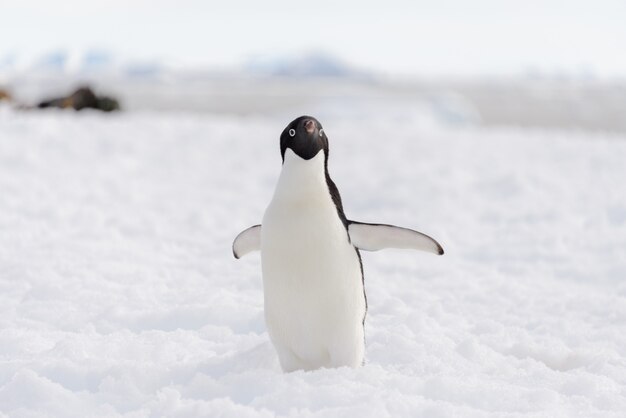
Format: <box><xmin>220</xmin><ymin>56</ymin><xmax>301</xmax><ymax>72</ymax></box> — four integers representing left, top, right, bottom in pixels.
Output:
<box><xmin>1</xmin><ymin>0</ymin><xmax>625</xmax><ymax>131</ymax></box>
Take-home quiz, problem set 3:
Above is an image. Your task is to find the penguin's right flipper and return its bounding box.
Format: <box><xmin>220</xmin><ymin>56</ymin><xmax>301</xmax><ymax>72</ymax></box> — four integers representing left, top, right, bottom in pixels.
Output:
<box><xmin>348</xmin><ymin>221</ymin><xmax>444</xmax><ymax>255</ymax></box>
<box><xmin>232</xmin><ymin>225</ymin><xmax>262</xmax><ymax>259</ymax></box>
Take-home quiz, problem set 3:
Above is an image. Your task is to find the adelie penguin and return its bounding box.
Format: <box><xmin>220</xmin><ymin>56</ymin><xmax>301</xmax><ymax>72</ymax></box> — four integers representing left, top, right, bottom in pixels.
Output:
<box><xmin>233</xmin><ymin>116</ymin><xmax>444</xmax><ymax>372</ymax></box>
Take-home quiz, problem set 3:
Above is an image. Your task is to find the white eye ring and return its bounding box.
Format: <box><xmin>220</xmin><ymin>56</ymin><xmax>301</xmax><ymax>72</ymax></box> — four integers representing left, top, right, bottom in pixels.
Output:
<box><xmin>319</xmin><ymin>129</ymin><xmax>324</xmax><ymax>137</ymax></box>
<box><xmin>289</xmin><ymin>128</ymin><xmax>296</xmax><ymax>137</ymax></box>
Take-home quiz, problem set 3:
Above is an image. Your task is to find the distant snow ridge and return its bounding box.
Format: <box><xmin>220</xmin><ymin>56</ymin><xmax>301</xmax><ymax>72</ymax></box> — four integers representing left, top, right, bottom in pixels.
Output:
<box><xmin>0</xmin><ymin>50</ymin><xmax>360</xmax><ymax>79</ymax></box>
<box><xmin>35</xmin><ymin>50</ymin><xmax>71</xmax><ymax>72</ymax></box>
<box><xmin>0</xmin><ymin>49</ymin><xmax>163</xmax><ymax>79</ymax></box>
<box><xmin>81</xmin><ymin>50</ymin><xmax>115</xmax><ymax>72</ymax></box>
<box><xmin>244</xmin><ymin>52</ymin><xmax>359</xmax><ymax>77</ymax></box>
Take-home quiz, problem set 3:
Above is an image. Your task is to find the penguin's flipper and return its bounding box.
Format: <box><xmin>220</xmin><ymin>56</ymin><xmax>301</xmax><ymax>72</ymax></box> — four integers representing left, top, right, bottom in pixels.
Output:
<box><xmin>232</xmin><ymin>225</ymin><xmax>261</xmax><ymax>259</ymax></box>
<box><xmin>348</xmin><ymin>221</ymin><xmax>444</xmax><ymax>255</ymax></box>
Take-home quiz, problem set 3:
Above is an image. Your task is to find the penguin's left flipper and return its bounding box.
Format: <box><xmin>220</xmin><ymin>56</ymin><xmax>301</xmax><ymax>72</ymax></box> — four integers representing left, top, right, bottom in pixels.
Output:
<box><xmin>348</xmin><ymin>221</ymin><xmax>444</xmax><ymax>255</ymax></box>
<box><xmin>233</xmin><ymin>225</ymin><xmax>261</xmax><ymax>259</ymax></box>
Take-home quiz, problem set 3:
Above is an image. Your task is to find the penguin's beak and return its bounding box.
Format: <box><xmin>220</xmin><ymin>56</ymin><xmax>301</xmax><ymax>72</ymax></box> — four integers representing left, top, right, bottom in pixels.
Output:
<box><xmin>304</xmin><ymin>119</ymin><xmax>316</xmax><ymax>134</ymax></box>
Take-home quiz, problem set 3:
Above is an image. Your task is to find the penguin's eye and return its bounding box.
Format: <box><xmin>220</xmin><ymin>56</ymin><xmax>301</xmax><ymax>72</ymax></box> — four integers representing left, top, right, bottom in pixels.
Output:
<box><xmin>289</xmin><ymin>128</ymin><xmax>296</xmax><ymax>137</ymax></box>
<box><xmin>319</xmin><ymin>129</ymin><xmax>324</xmax><ymax>137</ymax></box>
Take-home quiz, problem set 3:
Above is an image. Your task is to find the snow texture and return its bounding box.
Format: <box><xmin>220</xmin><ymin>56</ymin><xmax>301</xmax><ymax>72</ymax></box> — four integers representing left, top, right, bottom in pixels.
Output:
<box><xmin>1</xmin><ymin>105</ymin><xmax>626</xmax><ymax>417</ymax></box>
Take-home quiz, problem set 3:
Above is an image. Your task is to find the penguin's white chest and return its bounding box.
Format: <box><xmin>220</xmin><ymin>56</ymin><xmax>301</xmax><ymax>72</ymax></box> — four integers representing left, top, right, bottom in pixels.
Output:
<box><xmin>261</xmin><ymin>150</ymin><xmax>365</xmax><ymax>371</ymax></box>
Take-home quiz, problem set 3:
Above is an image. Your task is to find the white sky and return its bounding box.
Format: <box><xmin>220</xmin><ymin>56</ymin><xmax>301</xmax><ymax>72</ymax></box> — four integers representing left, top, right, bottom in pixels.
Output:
<box><xmin>1</xmin><ymin>0</ymin><xmax>626</xmax><ymax>77</ymax></box>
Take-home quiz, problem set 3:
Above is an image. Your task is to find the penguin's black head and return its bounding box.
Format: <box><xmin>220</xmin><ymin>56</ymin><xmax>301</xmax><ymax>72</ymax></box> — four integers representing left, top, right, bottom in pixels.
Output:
<box><xmin>280</xmin><ymin>116</ymin><xmax>328</xmax><ymax>162</ymax></box>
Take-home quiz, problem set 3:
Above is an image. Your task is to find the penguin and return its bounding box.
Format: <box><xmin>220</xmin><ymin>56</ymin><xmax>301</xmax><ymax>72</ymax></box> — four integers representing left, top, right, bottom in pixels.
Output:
<box><xmin>37</xmin><ymin>87</ymin><xmax>120</xmax><ymax>112</ymax></box>
<box><xmin>233</xmin><ymin>116</ymin><xmax>443</xmax><ymax>372</ymax></box>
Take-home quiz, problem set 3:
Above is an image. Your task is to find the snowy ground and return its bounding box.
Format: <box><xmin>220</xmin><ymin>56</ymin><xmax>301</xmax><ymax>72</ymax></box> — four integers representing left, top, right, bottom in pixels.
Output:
<box><xmin>1</xmin><ymin>104</ymin><xmax>626</xmax><ymax>417</ymax></box>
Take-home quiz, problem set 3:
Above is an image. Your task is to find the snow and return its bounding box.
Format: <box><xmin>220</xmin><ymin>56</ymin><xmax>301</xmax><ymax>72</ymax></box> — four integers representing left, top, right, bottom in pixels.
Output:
<box><xmin>1</xmin><ymin>104</ymin><xmax>626</xmax><ymax>417</ymax></box>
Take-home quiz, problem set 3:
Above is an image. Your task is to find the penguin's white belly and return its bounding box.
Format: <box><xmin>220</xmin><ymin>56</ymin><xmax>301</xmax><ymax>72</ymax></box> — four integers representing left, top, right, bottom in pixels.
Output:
<box><xmin>261</xmin><ymin>197</ymin><xmax>365</xmax><ymax>371</ymax></box>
